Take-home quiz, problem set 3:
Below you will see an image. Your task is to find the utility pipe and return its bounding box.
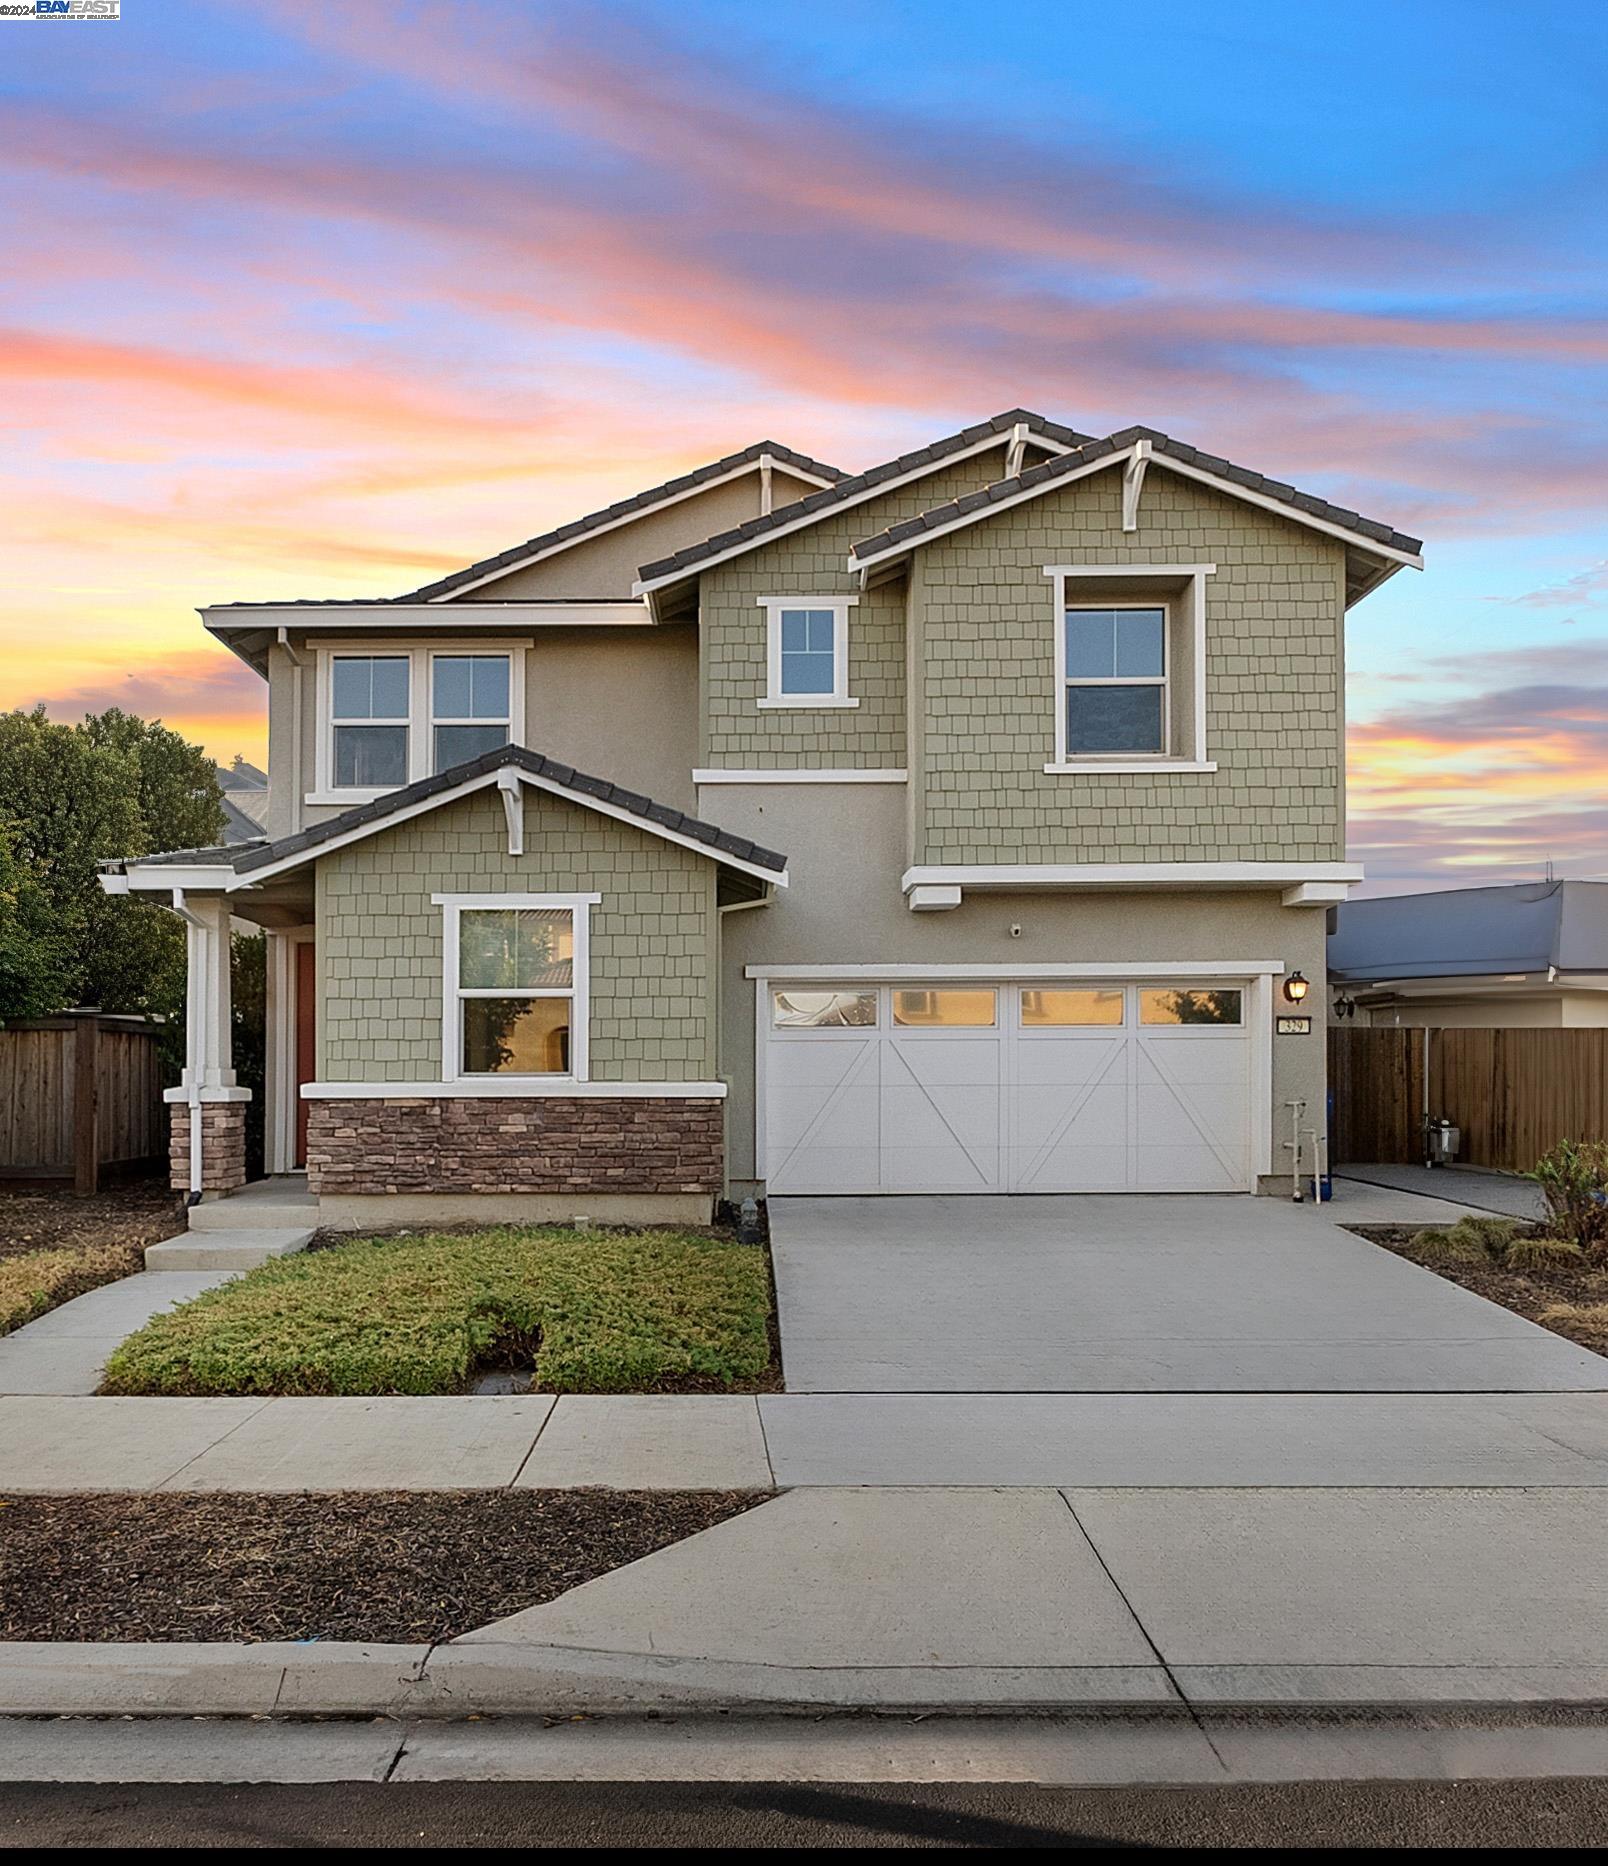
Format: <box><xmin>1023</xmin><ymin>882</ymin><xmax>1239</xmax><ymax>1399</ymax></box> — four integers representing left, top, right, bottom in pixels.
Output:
<box><xmin>1284</xmin><ymin>1098</ymin><xmax>1306</xmax><ymax>1203</ymax></box>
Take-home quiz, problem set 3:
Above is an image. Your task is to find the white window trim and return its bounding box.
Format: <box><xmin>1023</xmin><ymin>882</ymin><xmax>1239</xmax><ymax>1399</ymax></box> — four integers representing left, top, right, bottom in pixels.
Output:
<box><xmin>1043</xmin><ymin>567</ymin><xmax>1211</xmax><ymax>775</ymax></box>
<box><xmin>758</xmin><ymin>596</ymin><xmax>859</xmax><ymax>708</ymax></box>
<box><xmin>1058</xmin><ymin>596</ymin><xmax>1172</xmax><ymax>763</ymax></box>
<box><xmin>435</xmin><ymin>891</ymin><xmax>598</xmax><ymax>1084</ymax></box>
<box><xmin>311</xmin><ymin>640</ymin><xmax>529</xmax><ymax>804</ymax></box>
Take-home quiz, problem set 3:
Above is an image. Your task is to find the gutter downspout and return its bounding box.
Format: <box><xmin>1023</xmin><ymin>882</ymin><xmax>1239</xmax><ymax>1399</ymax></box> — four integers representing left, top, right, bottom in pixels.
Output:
<box><xmin>168</xmin><ymin>887</ymin><xmax>209</xmax><ymax>1203</ymax></box>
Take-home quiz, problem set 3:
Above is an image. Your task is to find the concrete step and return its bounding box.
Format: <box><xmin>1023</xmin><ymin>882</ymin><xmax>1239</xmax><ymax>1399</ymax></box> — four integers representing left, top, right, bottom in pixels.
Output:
<box><xmin>187</xmin><ymin>1189</ymin><xmax>316</xmax><ymax>1233</ymax></box>
<box><xmin>145</xmin><ymin>1228</ymin><xmax>314</xmax><ymax>1272</ymax></box>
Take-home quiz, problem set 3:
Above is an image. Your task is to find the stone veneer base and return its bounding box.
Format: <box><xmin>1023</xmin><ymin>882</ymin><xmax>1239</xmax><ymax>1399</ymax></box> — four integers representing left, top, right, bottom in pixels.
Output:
<box><xmin>305</xmin><ymin>1094</ymin><xmax>725</xmax><ymax>1207</ymax></box>
<box><xmin>168</xmin><ymin>1101</ymin><xmax>249</xmax><ymax>1195</ymax></box>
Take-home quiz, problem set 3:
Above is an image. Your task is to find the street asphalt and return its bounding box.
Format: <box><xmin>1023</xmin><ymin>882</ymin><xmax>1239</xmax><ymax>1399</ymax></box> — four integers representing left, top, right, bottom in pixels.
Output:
<box><xmin>3</xmin><ymin>1777</ymin><xmax>1607</xmax><ymax>1847</ymax></box>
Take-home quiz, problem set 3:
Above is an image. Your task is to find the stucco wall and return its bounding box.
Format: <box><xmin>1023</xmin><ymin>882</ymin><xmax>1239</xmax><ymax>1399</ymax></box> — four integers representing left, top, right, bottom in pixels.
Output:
<box><xmin>315</xmin><ymin>787</ymin><xmax>718</xmax><ymax>1083</ymax></box>
<box><xmin>698</xmin><ymin>449</ymin><xmax>1009</xmax><ymax>769</ymax></box>
<box><xmin>697</xmin><ymin>781</ymin><xmax>1328</xmax><ymax>1194</ymax></box>
<box><xmin>266</xmin><ymin>622</ymin><xmax>700</xmax><ymax>837</ymax></box>
<box><xmin>911</xmin><ymin>464</ymin><xmax>1348</xmax><ymax>864</ymax></box>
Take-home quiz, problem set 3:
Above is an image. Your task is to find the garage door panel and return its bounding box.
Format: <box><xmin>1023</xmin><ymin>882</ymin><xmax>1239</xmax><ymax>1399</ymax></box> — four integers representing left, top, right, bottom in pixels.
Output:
<box><xmin>763</xmin><ymin>978</ymin><xmax>1255</xmax><ymax>1195</ymax></box>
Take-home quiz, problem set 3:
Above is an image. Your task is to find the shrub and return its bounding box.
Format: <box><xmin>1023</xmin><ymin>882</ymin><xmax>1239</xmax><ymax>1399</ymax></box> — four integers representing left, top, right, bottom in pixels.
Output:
<box><xmin>1501</xmin><ymin>1234</ymin><xmax>1585</xmax><ymax>1273</ymax></box>
<box><xmin>1410</xmin><ymin>1215</ymin><xmax>1526</xmax><ymax>1263</ymax></box>
<box><xmin>1529</xmin><ymin>1140</ymin><xmax>1608</xmax><ymax>1255</ymax></box>
<box><xmin>103</xmin><ymin>1227</ymin><xmax>774</xmax><ymax>1397</ymax></box>
<box><xmin>0</xmin><ymin>1242</ymin><xmax>144</xmax><ymax>1336</ymax></box>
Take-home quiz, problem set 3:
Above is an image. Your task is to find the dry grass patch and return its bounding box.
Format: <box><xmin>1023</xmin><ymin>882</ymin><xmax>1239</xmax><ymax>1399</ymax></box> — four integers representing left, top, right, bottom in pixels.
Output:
<box><xmin>0</xmin><ymin>1242</ymin><xmax>145</xmax><ymax>1337</ymax></box>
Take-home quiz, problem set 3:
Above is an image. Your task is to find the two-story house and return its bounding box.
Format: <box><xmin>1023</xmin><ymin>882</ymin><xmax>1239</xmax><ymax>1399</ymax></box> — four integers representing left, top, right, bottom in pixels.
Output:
<box><xmin>102</xmin><ymin>411</ymin><xmax>1421</xmax><ymax>1224</ymax></box>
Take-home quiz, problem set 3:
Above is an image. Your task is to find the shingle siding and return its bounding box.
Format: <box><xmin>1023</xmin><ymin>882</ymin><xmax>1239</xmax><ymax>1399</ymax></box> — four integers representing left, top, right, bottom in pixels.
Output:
<box><xmin>699</xmin><ymin>453</ymin><xmax>1007</xmax><ymax>768</ymax></box>
<box><xmin>317</xmin><ymin>788</ymin><xmax>716</xmax><ymax>1083</ymax></box>
<box><xmin>912</xmin><ymin>466</ymin><xmax>1348</xmax><ymax>865</ymax></box>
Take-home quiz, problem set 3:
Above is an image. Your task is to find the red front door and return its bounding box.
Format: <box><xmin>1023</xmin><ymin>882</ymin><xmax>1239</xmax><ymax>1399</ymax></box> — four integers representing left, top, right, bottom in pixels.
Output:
<box><xmin>294</xmin><ymin>941</ymin><xmax>316</xmax><ymax>1168</ymax></box>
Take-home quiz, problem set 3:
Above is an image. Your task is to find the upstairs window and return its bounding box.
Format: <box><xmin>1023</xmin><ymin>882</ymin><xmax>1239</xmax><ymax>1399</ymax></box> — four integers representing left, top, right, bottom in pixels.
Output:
<box><xmin>331</xmin><ymin>655</ymin><xmax>410</xmax><ymax>789</ymax></box>
<box><xmin>759</xmin><ymin>596</ymin><xmax>858</xmax><ymax>707</ymax></box>
<box><xmin>1062</xmin><ymin>606</ymin><xmax>1167</xmax><ymax>756</ymax></box>
<box><xmin>432</xmin><ymin>653</ymin><xmax>511</xmax><ymax>772</ymax></box>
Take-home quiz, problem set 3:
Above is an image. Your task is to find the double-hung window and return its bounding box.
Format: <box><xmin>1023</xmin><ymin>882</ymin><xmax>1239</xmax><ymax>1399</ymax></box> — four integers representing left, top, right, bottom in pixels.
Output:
<box><xmin>439</xmin><ymin>894</ymin><xmax>595</xmax><ymax>1080</ymax></box>
<box><xmin>759</xmin><ymin>596</ymin><xmax>857</xmax><ymax>707</ymax></box>
<box><xmin>432</xmin><ymin>654</ymin><xmax>511</xmax><ymax>771</ymax></box>
<box><xmin>331</xmin><ymin>655</ymin><xmax>411</xmax><ymax>789</ymax></box>
<box><xmin>1061</xmin><ymin>606</ymin><xmax>1167</xmax><ymax>756</ymax></box>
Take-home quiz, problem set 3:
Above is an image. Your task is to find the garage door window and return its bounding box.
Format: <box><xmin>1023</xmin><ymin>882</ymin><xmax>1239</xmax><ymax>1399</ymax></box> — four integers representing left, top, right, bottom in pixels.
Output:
<box><xmin>773</xmin><ymin>989</ymin><xmax>877</xmax><ymax>1028</ymax></box>
<box><xmin>892</xmin><ymin>988</ymin><xmax>997</xmax><ymax>1027</ymax></box>
<box><xmin>1140</xmin><ymin>987</ymin><xmax>1242</xmax><ymax>1026</ymax></box>
<box><xmin>1020</xmin><ymin>988</ymin><xmax>1125</xmax><ymax>1026</ymax></box>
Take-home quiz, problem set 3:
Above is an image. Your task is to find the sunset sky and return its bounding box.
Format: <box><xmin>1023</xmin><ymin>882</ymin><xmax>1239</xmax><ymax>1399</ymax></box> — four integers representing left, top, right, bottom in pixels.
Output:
<box><xmin>4</xmin><ymin>0</ymin><xmax>1606</xmax><ymax>890</ymax></box>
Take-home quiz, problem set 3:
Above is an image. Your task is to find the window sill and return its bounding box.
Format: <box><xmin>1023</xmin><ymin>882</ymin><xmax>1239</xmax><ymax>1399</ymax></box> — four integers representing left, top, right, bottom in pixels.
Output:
<box><xmin>1043</xmin><ymin>759</ymin><xmax>1218</xmax><ymax>775</ymax></box>
<box><xmin>756</xmin><ymin>696</ymin><xmax>861</xmax><ymax>710</ymax></box>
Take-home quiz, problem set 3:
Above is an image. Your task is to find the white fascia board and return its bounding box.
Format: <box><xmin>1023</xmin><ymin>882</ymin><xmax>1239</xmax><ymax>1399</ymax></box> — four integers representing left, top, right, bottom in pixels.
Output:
<box><xmin>440</xmin><ymin>459</ymin><xmax>836</xmax><ymax>603</ymax></box>
<box><xmin>847</xmin><ymin>445</ymin><xmax>1422</xmax><ymax>577</ymax></box>
<box><xmin>694</xmin><ymin>768</ymin><xmax>907</xmax><ymax>784</ymax></box>
<box><xmin>302</xmin><ymin>1079</ymin><xmax>728</xmax><ymax>1099</ymax></box>
<box><xmin>234</xmin><ymin>766</ymin><xmax>789</xmax><ymax>891</ymax></box>
<box><xmin>746</xmin><ymin>961</ymin><xmax>1285</xmax><ymax>981</ymax></box>
<box><xmin>1043</xmin><ymin>563</ymin><xmax>1218</xmax><ymax>578</ymax></box>
<box><xmin>109</xmin><ymin>865</ymin><xmax>241</xmax><ymax>894</ymax></box>
<box><xmin>633</xmin><ymin>431</ymin><xmax>1016</xmax><ymax>597</ymax></box>
<box><xmin>1282</xmin><ymin>881</ymin><xmax>1354</xmax><ymax>906</ymax></box>
<box><xmin>847</xmin><ymin>452</ymin><xmax>1122</xmax><ymax>572</ymax></box>
<box><xmin>900</xmin><ymin>862</ymin><xmax>1364</xmax><ymax>892</ymax></box>
<box><xmin>204</xmin><ymin>602</ymin><xmax>650</xmax><ymax>631</ymax></box>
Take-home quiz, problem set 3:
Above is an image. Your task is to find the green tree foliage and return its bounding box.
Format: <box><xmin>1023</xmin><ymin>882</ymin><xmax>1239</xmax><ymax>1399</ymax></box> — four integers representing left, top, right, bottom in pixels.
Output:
<box><xmin>0</xmin><ymin>706</ymin><xmax>226</xmax><ymax>1023</ymax></box>
<box><xmin>0</xmin><ymin>821</ymin><xmax>76</xmax><ymax>1018</ymax></box>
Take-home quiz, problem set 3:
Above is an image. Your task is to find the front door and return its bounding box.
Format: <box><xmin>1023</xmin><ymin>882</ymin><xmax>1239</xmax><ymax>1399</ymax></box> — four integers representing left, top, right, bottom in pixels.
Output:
<box><xmin>294</xmin><ymin>940</ymin><xmax>316</xmax><ymax>1169</ymax></box>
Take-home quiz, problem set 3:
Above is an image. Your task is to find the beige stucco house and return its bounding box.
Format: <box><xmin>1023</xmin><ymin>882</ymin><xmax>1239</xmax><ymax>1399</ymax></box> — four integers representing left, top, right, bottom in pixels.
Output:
<box><xmin>102</xmin><ymin>412</ymin><xmax>1422</xmax><ymax>1221</ymax></box>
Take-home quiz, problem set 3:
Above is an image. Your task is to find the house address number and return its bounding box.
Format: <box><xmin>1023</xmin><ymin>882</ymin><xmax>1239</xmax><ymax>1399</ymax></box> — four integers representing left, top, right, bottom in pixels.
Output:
<box><xmin>1276</xmin><ymin>1015</ymin><xmax>1312</xmax><ymax>1035</ymax></box>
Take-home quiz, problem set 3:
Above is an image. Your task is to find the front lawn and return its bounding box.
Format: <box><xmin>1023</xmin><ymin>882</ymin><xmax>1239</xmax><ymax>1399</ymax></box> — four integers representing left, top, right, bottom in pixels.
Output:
<box><xmin>102</xmin><ymin>1225</ymin><xmax>777</xmax><ymax>1396</ymax></box>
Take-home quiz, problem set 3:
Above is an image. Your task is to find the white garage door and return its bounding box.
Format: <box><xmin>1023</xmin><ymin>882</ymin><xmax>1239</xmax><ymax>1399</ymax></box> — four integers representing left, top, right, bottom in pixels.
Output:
<box><xmin>763</xmin><ymin>980</ymin><xmax>1254</xmax><ymax>1194</ymax></box>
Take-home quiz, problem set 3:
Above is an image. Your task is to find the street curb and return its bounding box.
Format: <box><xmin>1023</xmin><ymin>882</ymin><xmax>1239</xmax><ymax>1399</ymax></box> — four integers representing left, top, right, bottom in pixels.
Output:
<box><xmin>6</xmin><ymin>1642</ymin><xmax>1608</xmax><ymax>1719</ymax></box>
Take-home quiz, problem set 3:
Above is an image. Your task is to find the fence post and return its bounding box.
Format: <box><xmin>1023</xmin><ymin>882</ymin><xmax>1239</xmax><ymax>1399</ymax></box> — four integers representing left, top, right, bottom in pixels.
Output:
<box><xmin>72</xmin><ymin>1015</ymin><xmax>100</xmax><ymax>1198</ymax></box>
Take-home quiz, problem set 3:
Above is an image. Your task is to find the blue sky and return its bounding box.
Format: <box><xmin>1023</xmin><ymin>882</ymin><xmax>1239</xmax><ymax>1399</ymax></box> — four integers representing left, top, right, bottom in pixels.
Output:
<box><xmin>2</xmin><ymin>0</ymin><xmax>1605</xmax><ymax>886</ymax></box>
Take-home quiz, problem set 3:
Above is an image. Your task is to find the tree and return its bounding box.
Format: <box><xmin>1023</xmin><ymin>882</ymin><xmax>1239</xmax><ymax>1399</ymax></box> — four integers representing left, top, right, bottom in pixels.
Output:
<box><xmin>0</xmin><ymin>821</ymin><xmax>76</xmax><ymax>1019</ymax></box>
<box><xmin>0</xmin><ymin>706</ymin><xmax>226</xmax><ymax>1021</ymax></box>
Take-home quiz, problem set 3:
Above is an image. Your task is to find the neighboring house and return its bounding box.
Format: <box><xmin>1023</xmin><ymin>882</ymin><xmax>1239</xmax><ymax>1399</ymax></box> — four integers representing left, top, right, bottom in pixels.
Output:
<box><xmin>215</xmin><ymin>758</ymin><xmax>271</xmax><ymax>844</ymax></box>
<box><xmin>101</xmin><ymin>413</ymin><xmax>1422</xmax><ymax>1220</ymax></box>
<box><xmin>1330</xmin><ymin>880</ymin><xmax>1608</xmax><ymax>1028</ymax></box>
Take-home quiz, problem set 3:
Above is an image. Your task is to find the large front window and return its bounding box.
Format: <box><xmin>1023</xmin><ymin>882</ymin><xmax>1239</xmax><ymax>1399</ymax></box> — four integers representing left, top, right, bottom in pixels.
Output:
<box><xmin>441</xmin><ymin>894</ymin><xmax>594</xmax><ymax>1079</ymax></box>
<box><xmin>331</xmin><ymin>655</ymin><xmax>410</xmax><ymax>788</ymax></box>
<box><xmin>1063</xmin><ymin>606</ymin><xmax>1167</xmax><ymax>755</ymax></box>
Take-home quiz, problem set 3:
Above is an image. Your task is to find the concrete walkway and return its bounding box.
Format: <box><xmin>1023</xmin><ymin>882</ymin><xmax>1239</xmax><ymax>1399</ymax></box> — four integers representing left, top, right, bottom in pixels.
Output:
<box><xmin>5</xmin><ymin>1389</ymin><xmax>1608</xmax><ymax>1491</ymax></box>
<box><xmin>1337</xmin><ymin>1162</ymin><xmax>1546</xmax><ymax>1220</ymax></box>
<box><xmin>768</xmin><ymin>1185</ymin><xmax>1606</xmax><ymax>1392</ymax></box>
<box><xmin>0</xmin><ymin>1272</ymin><xmax>239</xmax><ymax>1396</ymax></box>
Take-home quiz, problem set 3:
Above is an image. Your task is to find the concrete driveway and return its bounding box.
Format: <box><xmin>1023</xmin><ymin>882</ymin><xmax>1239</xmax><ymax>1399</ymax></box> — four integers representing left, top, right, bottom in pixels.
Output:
<box><xmin>768</xmin><ymin>1190</ymin><xmax>1608</xmax><ymax>1393</ymax></box>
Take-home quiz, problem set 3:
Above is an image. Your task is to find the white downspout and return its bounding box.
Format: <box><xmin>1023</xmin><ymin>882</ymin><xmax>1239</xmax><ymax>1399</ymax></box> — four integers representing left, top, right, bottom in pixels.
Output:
<box><xmin>278</xmin><ymin>627</ymin><xmax>306</xmax><ymax>835</ymax></box>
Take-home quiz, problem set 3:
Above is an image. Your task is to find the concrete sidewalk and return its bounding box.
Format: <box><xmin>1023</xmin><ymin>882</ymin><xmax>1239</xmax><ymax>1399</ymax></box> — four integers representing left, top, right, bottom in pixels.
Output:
<box><xmin>0</xmin><ymin>1272</ymin><xmax>240</xmax><ymax>1397</ymax></box>
<box><xmin>7</xmin><ymin>1389</ymin><xmax>1608</xmax><ymax>1491</ymax></box>
<box><xmin>9</xmin><ymin>1485</ymin><xmax>1608</xmax><ymax>1716</ymax></box>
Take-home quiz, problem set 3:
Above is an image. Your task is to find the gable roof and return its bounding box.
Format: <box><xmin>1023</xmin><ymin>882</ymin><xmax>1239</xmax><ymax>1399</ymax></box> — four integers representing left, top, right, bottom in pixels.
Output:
<box><xmin>114</xmin><ymin>745</ymin><xmax>787</xmax><ymax>889</ymax></box>
<box><xmin>845</xmin><ymin>426</ymin><xmax>1422</xmax><ymax>602</ymax></box>
<box><xmin>397</xmin><ymin>440</ymin><xmax>846</xmax><ymax>603</ymax></box>
<box><xmin>634</xmin><ymin>409</ymin><xmax>1093</xmax><ymax>593</ymax></box>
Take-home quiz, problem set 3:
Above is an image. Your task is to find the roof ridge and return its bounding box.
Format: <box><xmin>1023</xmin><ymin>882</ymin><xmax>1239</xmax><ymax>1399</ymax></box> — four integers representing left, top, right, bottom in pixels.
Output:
<box><xmin>636</xmin><ymin>410</ymin><xmax>1096</xmax><ymax>586</ymax></box>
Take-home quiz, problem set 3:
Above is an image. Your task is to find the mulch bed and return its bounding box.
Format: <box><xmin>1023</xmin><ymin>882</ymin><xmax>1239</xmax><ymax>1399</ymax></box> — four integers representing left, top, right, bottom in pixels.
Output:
<box><xmin>1348</xmin><ymin>1224</ymin><xmax>1608</xmax><ymax>1356</ymax></box>
<box><xmin>0</xmin><ymin>1489</ymin><xmax>770</xmax><ymax>1644</ymax></box>
<box><xmin>0</xmin><ymin>1178</ymin><xmax>184</xmax><ymax>1262</ymax></box>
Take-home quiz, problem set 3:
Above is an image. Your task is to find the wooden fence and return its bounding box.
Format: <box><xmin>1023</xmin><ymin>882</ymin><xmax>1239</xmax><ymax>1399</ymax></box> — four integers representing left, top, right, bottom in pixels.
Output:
<box><xmin>0</xmin><ymin>1014</ymin><xmax>166</xmax><ymax>1193</ymax></box>
<box><xmin>1329</xmin><ymin>1025</ymin><xmax>1608</xmax><ymax>1172</ymax></box>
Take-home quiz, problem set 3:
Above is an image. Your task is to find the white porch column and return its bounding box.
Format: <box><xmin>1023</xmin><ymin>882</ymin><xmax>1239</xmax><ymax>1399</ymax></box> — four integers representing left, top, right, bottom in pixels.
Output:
<box><xmin>180</xmin><ymin>892</ymin><xmax>238</xmax><ymax>1095</ymax></box>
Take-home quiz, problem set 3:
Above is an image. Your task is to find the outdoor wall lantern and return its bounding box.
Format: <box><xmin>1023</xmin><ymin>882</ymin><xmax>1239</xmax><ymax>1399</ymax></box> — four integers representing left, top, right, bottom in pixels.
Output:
<box><xmin>1283</xmin><ymin>971</ymin><xmax>1310</xmax><ymax>1004</ymax></box>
